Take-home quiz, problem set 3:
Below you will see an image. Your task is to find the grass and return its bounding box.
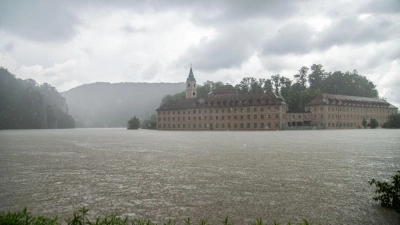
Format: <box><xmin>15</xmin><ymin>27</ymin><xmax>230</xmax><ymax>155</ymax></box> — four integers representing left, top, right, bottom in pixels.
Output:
<box><xmin>0</xmin><ymin>208</ymin><xmax>321</xmax><ymax>225</ymax></box>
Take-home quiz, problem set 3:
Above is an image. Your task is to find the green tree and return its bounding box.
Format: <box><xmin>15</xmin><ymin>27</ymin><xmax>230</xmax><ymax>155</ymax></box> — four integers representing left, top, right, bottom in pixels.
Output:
<box><xmin>369</xmin><ymin>171</ymin><xmax>400</xmax><ymax>214</ymax></box>
<box><xmin>197</xmin><ymin>80</ymin><xmax>224</xmax><ymax>98</ymax></box>
<box><xmin>235</xmin><ymin>77</ymin><xmax>264</xmax><ymax>94</ymax></box>
<box><xmin>142</xmin><ymin>114</ymin><xmax>157</xmax><ymax>129</ymax></box>
<box><xmin>321</xmin><ymin>70</ymin><xmax>378</xmax><ymax>98</ymax></box>
<box><xmin>161</xmin><ymin>91</ymin><xmax>185</xmax><ymax>105</ymax></box>
<box><xmin>285</xmin><ymin>87</ymin><xmax>321</xmax><ymax>113</ymax></box>
<box><xmin>127</xmin><ymin>116</ymin><xmax>140</xmax><ymax>129</ymax></box>
<box><xmin>263</xmin><ymin>79</ymin><xmax>273</xmax><ymax>93</ymax></box>
<box><xmin>369</xmin><ymin>118</ymin><xmax>379</xmax><ymax>129</ymax></box>
<box><xmin>294</xmin><ymin>66</ymin><xmax>308</xmax><ymax>91</ymax></box>
<box><xmin>382</xmin><ymin>114</ymin><xmax>400</xmax><ymax>128</ymax></box>
<box><xmin>271</xmin><ymin>74</ymin><xmax>281</xmax><ymax>96</ymax></box>
<box><xmin>362</xmin><ymin>118</ymin><xmax>368</xmax><ymax>128</ymax></box>
<box><xmin>279</xmin><ymin>76</ymin><xmax>292</xmax><ymax>100</ymax></box>
<box><xmin>308</xmin><ymin>64</ymin><xmax>326</xmax><ymax>90</ymax></box>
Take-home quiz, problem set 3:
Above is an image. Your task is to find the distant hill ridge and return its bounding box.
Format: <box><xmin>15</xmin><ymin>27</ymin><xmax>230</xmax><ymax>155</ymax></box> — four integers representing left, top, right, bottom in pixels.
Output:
<box><xmin>62</xmin><ymin>82</ymin><xmax>185</xmax><ymax>128</ymax></box>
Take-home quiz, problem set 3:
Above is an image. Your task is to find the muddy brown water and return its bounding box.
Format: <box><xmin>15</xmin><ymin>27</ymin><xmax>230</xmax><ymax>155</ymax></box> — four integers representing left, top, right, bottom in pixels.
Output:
<box><xmin>0</xmin><ymin>129</ymin><xmax>399</xmax><ymax>224</ymax></box>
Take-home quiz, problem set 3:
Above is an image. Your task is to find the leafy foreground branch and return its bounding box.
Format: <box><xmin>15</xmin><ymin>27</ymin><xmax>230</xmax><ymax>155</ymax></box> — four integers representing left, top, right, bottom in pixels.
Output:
<box><xmin>369</xmin><ymin>171</ymin><xmax>400</xmax><ymax>214</ymax></box>
<box><xmin>0</xmin><ymin>207</ymin><xmax>321</xmax><ymax>225</ymax></box>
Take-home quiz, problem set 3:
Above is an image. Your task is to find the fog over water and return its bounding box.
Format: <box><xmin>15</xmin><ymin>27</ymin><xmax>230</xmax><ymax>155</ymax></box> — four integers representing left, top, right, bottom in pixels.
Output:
<box><xmin>0</xmin><ymin>129</ymin><xmax>399</xmax><ymax>224</ymax></box>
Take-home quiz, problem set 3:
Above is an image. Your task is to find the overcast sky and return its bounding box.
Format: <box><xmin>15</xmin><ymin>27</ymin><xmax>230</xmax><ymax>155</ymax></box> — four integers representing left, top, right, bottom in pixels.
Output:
<box><xmin>1</xmin><ymin>0</ymin><xmax>399</xmax><ymax>107</ymax></box>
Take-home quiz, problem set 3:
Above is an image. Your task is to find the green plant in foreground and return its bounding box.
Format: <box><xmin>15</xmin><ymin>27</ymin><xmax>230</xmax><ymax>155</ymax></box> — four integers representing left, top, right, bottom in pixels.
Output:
<box><xmin>199</xmin><ymin>219</ymin><xmax>208</xmax><ymax>225</ymax></box>
<box><xmin>252</xmin><ymin>218</ymin><xmax>263</xmax><ymax>225</ymax></box>
<box><xmin>369</xmin><ymin>171</ymin><xmax>400</xmax><ymax>214</ymax></box>
<box><xmin>184</xmin><ymin>218</ymin><xmax>191</xmax><ymax>225</ymax></box>
<box><xmin>0</xmin><ymin>208</ymin><xmax>322</xmax><ymax>225</ymax></box>
<box><xmin>221</xmin><ymin>217</ymin><xmax>232</xmax><ymax>225</ymax></box>
<box><xmin>0</xmin><ymin>208</ymin><xmax>59</xmax><ymax>225</ymax></box>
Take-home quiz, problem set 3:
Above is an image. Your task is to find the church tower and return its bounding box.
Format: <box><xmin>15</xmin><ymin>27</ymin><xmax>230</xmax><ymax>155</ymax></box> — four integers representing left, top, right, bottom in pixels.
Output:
<box><xmin>186</xmin><ymin>66</ymin><xmax>197</xmax><ymax>99</ymax></box>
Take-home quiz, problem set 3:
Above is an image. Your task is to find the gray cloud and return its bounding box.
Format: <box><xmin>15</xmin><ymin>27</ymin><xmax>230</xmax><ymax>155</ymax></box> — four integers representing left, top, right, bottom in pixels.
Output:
<box><xmin>262</xmin><ymin>22</ymin><xmax>314</xmax><ymax>55</ymax></box>
<box><xmin>0</xmin><ymin>0</ymin><xmax>79</xmax><ymax>42</ymax></box>
<box><xmin>178</xmin><ymin>26</ymin><xmax>261</xmax><ymax>72</ymax></box>
<box><xmin>186</xmin><ymin>0</ymin><xmax>301</xmax><ymax>26</ymax></box>
<box><xmin>0</xmin><ymin>0</ymin><xmax>299</xmax><ymax>43</ymax></box>
<box><xmin>317</xmin><ymin>16</ymin><xmax>398</xmax><ymax>49</ymax></box>
<box><xmin>359</xmin><ymin>0</ymin><xmax>400</xmax><ymax>14</ymax></box>
<box><xmin>2</xmin><ymin>41</ymin><xmax>14</xmax><ymax>52</ymax></box>
<box><xmin>141</xmin><ymin>61</ymin><xmax>162</xmax><ymax>80</ymax></box>
<box><xmin>121</xmin><ymin>25</ymin><xmax>145</xmax><ymax>34</ymax></box>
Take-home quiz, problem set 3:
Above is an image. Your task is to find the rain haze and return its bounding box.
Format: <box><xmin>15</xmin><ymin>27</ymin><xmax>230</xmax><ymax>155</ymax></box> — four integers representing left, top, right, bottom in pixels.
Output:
<box><xmin>1</xmin><ymin>1</ymin><xmax>400</xmax><ymax>225</ymax></box>
<box><xmin>0</xmin><ymin>0</ymin><xmax>399</xmax><ymax>107</ymax></box>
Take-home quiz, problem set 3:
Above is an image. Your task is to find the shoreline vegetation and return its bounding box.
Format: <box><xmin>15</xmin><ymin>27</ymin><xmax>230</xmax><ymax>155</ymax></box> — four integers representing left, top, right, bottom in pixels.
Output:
<box><xmin>0</xmin><ymin>208</ymin><xmax>321</xmax><ymax>225</ymax></box>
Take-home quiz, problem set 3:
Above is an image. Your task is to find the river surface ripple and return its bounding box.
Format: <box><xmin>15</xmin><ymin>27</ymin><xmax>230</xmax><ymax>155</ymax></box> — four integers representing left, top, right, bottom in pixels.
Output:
<box><xmin>0</xmin><ymin>129</ymin><xmax>399</xmax><ymax>224</ymax></box>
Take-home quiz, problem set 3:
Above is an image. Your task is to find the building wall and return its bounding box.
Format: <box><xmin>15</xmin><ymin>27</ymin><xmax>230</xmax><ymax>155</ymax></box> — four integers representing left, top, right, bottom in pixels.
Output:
<box><xmin>305</xmin><ymin>104</ymin><xmax>392</xmax><ymax>129</ymax></box>
<box><xmin>389</xmin><ymin>107</ymin><xmax>398</xmax><ymax>116</ymax></box>
<box><xmin>157</xmin><ymin>105</ymin><xmax>286</xmax><ymax>130</ymax></box>
<box><xmin>285</xmin><ymin>112</ymin><xmax>312</xmax><ymax>126</ymax></box>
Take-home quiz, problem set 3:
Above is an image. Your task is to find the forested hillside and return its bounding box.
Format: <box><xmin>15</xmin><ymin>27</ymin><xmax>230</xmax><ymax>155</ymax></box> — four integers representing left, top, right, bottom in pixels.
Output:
<box><xmin>62</xmin><ymin>82</ymin><xmax>185</xmax><ymax>127</ymax></box>
<box><xmin>0</xmin><ymin>67</ymin><xmax>75</xmax><ymax>129</ymax></box>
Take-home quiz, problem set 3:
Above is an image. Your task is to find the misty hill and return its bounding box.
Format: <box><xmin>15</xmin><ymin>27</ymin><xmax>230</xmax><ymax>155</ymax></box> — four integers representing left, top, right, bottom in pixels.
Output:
<box><xmin>0</xmin><ymin>67</ymin><xmax>75</xmax><ymax>129</ymax></box>
<box><xmin>62</xmin><ymin>82</ymin><xmax>185</xmax><ymax>128</ymax></box>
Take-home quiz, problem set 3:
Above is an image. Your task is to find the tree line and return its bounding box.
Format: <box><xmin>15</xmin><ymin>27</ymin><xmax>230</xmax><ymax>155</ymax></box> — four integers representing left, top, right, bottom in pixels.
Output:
<box><xmin>162</xmin><ymin>64</ymin><xmax>379</xmax><ymax>113</ymax></box>
<box><xmin>0</xmin><ymin>67</ymin><xmax>75</xmax><ymax>129</ymax></box>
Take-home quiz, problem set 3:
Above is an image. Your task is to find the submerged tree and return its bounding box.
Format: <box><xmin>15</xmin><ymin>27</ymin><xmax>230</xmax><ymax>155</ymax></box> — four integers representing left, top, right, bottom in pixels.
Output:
<box><xmin>362</xmin><ymin>118</ymin><xmax>368</xmax><ymax>128</ymax></box>
<box><xmin>382</xmin><ymin>114</ymin><xmax>400</xmax><ymax>128</ymax></box>
<box><xmin>369</xmin><ymin>118</ymin><xmax>379</xmax><ymax>129</ymax></box>
<box><xmin>369</xmin><ymin>171</ymin><xmax>400</xmax><ymax>214</ymax></box>
<box><xmin>142</xmin><ymin>114</ymin><xmax>157</xmax><ymax>129</ymax></box>
<box><xmin>127</xmin><ymin>116</ymin><xmax>140</xmax><ymax>130</ymax></box>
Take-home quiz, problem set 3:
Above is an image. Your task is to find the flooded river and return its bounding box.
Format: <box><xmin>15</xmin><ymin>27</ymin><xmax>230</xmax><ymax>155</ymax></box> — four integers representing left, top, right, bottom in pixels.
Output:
<box><xmin>0</xmin><ymin>129</ymin><xmax>399</xmax><ymax>224</ymax></box>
